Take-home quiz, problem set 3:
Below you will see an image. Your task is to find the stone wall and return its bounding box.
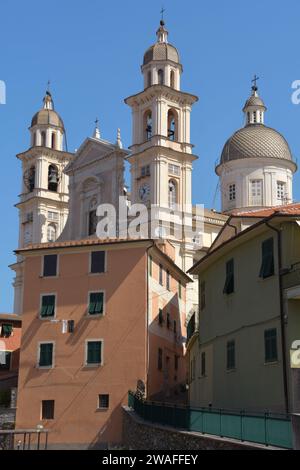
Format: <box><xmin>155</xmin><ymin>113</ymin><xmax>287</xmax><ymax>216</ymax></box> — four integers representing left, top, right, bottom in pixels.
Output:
<box><xmin>0</xmin><ymin>408</ymin><xmax>16</xmax><ymax>429</ymax></box>
<box><xmin>122</xmin><ymin>407</ymin><xmax>280</xmax><ymax>451</ymax></box>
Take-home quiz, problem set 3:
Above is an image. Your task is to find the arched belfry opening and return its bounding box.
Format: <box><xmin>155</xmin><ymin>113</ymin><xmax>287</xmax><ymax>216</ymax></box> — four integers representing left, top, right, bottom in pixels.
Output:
<box><xmin>168</xmin><ymin>179</ymin><xmax>177</xmax><ymax>209</ymax></box>
<box><xmin>51</xmin><ymin>132</ymin><xmax>56</xmax><ymax>149</ymax></box>
<box><xmin>170</xmin><ymin>70</ymin><xmax>175</xmax><ymax>88</ymax></box>
<box><xmin>167</xmin><ymin>109</ymin><xmax>178</xmax><ymax>141</ymax></box>
<box><xmin>48</xmin><ymin>164</ymin><xmax>59</xmax><ymax>192</ymax></box>
<box><xmin>158</xmin><ymin>69</ymin><xmax>164</xmax><ymax>85</ymax></box>
<box><xmin>41</xmin><ymin>131</ymin><xmax>46</xmax><ymax>147</ymax></box>
<box><xmin>144</xmin><ymin>110</ymin><xmax>153</xmax><ymax>141</ymax></box>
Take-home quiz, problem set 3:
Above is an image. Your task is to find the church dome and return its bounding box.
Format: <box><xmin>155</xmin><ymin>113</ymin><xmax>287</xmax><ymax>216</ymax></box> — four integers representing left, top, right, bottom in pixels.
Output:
<box><xmin>31</xmin><ymin>91</ymin><xmax>64</xmax><ymax>129</ymax></box>
<box><xmin>242</xmin><ymin>94</ymin><xmax>266</xmax><ymax>110</ymax></box>
<box><xmin>31</xmin><ymin>109</ymin><xmax>64</xmax><ymax>129</ymax></box>
<box><xmin>220</xmin><ymin>124</ymin><xmax>293</xmax><ymax>164</ymax></box>
<box><xmin>143</xmin><ymin>42</ymin><xmax>180</xmax><ymax>65</ymax></box>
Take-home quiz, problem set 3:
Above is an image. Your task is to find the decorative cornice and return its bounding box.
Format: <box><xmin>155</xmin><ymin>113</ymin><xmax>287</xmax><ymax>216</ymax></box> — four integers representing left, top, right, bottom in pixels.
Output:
<box><xmin>125</xmin><ymin>84</ymin><xmax>198</xmax><ymax>108</ymax></box>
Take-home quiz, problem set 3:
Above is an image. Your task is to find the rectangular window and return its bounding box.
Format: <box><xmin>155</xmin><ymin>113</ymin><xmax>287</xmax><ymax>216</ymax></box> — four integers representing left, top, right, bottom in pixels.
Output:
<box><xmin>166</xmin><ymin>270</ymin><xmax>170</xmax><ymax>291</ymax></box>
<box><xmin>277</xmin><ymin>182</ymin><xmax>286</xmax><ymax>201</ymax></box>
<box><xmin>141</xmin><ymin>165</ymin><xmax>150</xmax><ymax>177</ymax></box>
<box><xmin>159</xmin><ymin>264</ymin><xmax>163</xmax><ymax>286</ymax></box>
<box><xmin>149</xmin><ymin>255</ymin><xmax>153</xmax><ymax>276</ymax></box>
<box><xmin>91</xmin><ymin>251</ymin><xmax>106</xmax><ymax>274</ymax></box>
<box><xmin>98</xmin><ymin>394</ymin><xmax>109</xmax><ymax>409</ymax></box>
<box><xmin>40</xmin><ymin>295</ymin><xmax>56</xmax><ymax>318</ymax></box>
<box><xmin>158</xmin><ymin>348</ymin><xmax>163</xmax><ymax>370</ymax></box>
<box><xmin>47</xmin><ymin>211</ymin><xmax>59</xmax><ymax>222</ymax></box>
<box><xmin>168</xmin><ymin>164</ymin><xmax>180</xmax><ymax>176</ymax></box>
<box><xmin>227</xmin><ymin>340</ymin><xmax>235</xmax><ymax>370</ymax></box>
<box><xmin>166</xmin><ymin>313</ymin><xmax>171</xmax><ymax>329</ymax></box>
<box><xmin>190</xmin><ymin>357</ymin><xmax>196</xmax><ymax>382</ymax></box>
<box><xmin>158</xmin><ymin>308</ymin><xmax>163</xmax><ymax>325</ymax></box>
<box><xmin>86</xmin><ymin>341</ymin><xmax>102</xmax><ymax>365</ymax></box>
<box><xmin>0</xmin><ymin>351</ymin><xmax>11</xmax><ymax>370</ymax></box>
<box><xmin>41</xmin><ymin>400</ymin><xmax>55</xmax><ymax>420</ymax></box>
<box><xmin>200</xmin><ymin>280</ymin><xmax>206</xmax><ymax>310</ymax></box>
<box><xmin>229</xmin><ymin>184</ymin><xmax>236</xmax><ymax>201</ymax></box>
<box><xmin>223</xmin><ymin>259</ymin><xmax>234</xmax><ymax>295</ymax></box>
<box><xmin>201</xmin><ymin>352</ymin><xmax>206</xmax><ymax>377</ymax></box>
<box><xmin>259</xmin><ymin>238</ymin><xmax>274</xmax><ymax>279</ymax></box>
<box><xmin>173</xmin><ymin>320</ymin><xmax>177</xmax><ymax>334</ymax></box>
<box><xmin>250</xmin><ymin>180</ymin><xmax>263</xmax><ymax>206</ymax></box>
<box><xmin>39</xmin><ymin>343</ymin><xmax>54</xmax><ymax>368</ymax></box>
<box><xmin>88</xmin><ymin>292</ymin><xmax>104</xmax><ymax>316</ymax></box>
<box><xmin>43</xmin><ymin>254</ymin><xmax>58</xmax><ymax>277</ymax></box>
<box><xmin>0</xmin><ymin>324</ymin><xmax>13</xmax><ymax>338</ymax></box>
<box><xmin>264</xmin><ymin>329</ymin><xmax>278</xmax><ymax>363</ymax></box>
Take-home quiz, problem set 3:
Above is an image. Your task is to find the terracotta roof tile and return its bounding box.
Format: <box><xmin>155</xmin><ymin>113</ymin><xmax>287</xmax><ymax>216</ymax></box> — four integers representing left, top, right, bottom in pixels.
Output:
<box><xmin>232</xmin><ymin>203</ymin><xmax>300</xmax><ymax>218</ymax></box>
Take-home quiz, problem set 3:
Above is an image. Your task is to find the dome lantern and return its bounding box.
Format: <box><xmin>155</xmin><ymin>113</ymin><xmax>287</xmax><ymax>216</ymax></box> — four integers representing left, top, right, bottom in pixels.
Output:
<box><xmin>30</xmin><ymin>89</ymin><xmax>65</xmax><ymax>151</ymax></box>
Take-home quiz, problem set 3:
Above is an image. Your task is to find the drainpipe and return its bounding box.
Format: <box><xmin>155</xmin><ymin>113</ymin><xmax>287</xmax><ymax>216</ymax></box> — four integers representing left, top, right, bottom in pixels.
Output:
<box><xmin>146</xmin><ymin>241</ymin><xmax>155</xmax><ymax>399</ymax></box>
<box><xmin>266</xmin><ymin>221</ymin><xmax>289</xmax><ymax>414</ymax></box>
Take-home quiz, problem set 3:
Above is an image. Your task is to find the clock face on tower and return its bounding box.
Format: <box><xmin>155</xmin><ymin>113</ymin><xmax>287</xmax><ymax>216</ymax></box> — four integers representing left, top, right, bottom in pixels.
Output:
<box><xmin>139</xmin><ymin>183</ymin><xmax>150</xmax><ymax>202</ymax></box>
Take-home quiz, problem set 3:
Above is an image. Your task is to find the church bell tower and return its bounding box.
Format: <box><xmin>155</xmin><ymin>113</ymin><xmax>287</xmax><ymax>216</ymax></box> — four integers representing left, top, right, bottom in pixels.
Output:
<box><xmin>125</xmin><ymin>19</ymin><xmax>198</xmax><ymax>272</ymax></box>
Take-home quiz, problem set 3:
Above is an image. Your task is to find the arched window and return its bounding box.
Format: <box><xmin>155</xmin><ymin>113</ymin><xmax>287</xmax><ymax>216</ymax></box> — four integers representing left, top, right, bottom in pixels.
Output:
<box><xmin>170</xmin><ymin>70</ymin><xmax>175</xmax><ymax>88</ymax></box>
<box><xmin>168</xmin><ymin>179</ymin><xmax>177</xmax><ymax>209</ymax></box>
<box><xmin>144</xmin><ymin>110</ymin><xmax>152</xmax><ymax>141</ymax></box>
<box><xmin>48</xmin><ymin>164</ymin><xmax>59</xmax><ymax>192</ymax></box>
<box><xmin>167</xmin><ymin>109</ymin><xmax>177</xmax><ymax>141</ymax></box>
<box><xmin>247</xmin><ymin>112</ymin><xmax>250</xmax><ymax>124</ymax></box>
<box><xmin>25</xmin><ymin>166</ymin><xmax>35</xmax><ymax>192</ymax></box>
<box><xmin>253</xmin><ymin>111</ymin><xmax>257</xmax><ymax>123</ymax></box>
<box><xmin>47</xmin><ymin>224</ymin><xmax>57</xmax><ymax>242</ymax></box>
<box><xmin>33</xmin><ymin>132</ymin><xmax>37</xmax><ymax>147</ymax></box>
<box><xmin>51</xmin><ymin>132</ymin><xmax>56</xmax><ymax>149</ymax></box>
<box><xmin>158</xmin><ymin>69</ymin><xmax>164</xmax><ymax>85</ymax></box>
<box><xmin>41</xmin><ymin>131</ymin><xmax>46</xmax><ymax>147</ymax></box>
<box><xmin>147</xmin><ymin>71</ymin><xmax>151</xmax><ymax>88</ymax></box>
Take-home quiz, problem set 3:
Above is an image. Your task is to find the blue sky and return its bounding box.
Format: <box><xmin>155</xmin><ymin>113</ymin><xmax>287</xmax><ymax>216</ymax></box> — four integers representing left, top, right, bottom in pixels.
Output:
<box><xmin>0</xmin><ymin>0</ymin><xmax>300</xmax><ymax>312</ymax></box>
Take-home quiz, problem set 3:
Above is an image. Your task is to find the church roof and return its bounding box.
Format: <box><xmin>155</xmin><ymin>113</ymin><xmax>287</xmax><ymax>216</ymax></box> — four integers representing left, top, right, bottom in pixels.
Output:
<box><xmin>220</xmin><ymin>124</ymin><xmax>293</xmax><ymax>164</ymax></box>
<box><xmin>31</xmin><ymin>109</ymin><xmax>64</xmax><ymax>129</ymax></box>
<box><xmin>143</xmin><ymin>42</ymin><xmax>180</xmax><ymax>65</ymax></box>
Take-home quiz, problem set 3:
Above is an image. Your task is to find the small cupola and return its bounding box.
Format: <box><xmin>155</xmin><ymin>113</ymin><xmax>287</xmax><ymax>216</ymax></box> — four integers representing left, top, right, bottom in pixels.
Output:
<box><xmin>243</xmin><ymin>76</ymin><xmax>267</xmax><ymax>125</ymax></box>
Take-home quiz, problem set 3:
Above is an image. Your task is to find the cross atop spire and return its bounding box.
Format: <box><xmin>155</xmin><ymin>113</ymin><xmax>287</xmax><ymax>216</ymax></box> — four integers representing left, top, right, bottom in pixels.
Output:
<box><xmin>93</xmin><ymin>117</ymin><xmax>101</xmax><ymax>139</ymax></box>
<box><xmin>251</xmin><ymin>74</ymin><xmax>259</xmax><ymax>92</ymax></box>
<box><xmin>160</xmin><ymin>6</ymin><xmax>165</xmax><ymax>23</ymax></box>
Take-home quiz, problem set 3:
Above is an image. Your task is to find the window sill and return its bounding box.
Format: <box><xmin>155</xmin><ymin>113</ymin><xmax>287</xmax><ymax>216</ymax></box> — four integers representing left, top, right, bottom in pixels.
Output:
<box><xmin>96</xmin><ymin>407</ymin><xmax>109</xmax><ymax>412</ymax></box>
<box><xmin>83</xmin><ymin>363</ymin><xmax>102</xmax><ymax>369</ymax></box>
<box><xmin>86</xmin><ymin>313</ymin><xmax>105</xmax><ymax>318</ymax></box>
<box><xmin>39</xmin><ymin>316</ymin><xmax>56</xmax><ymax>321</ymax></box>
<box><xmin>37</xmin><ymin>366</ymin><xmax>54</xmax><ymax>370</ymax></box>
<box><xmin>264</xmin><ymin>361</ymin><xmax>279</xmax><ymax>366</ymax></box>
<box><xmin>226</xmin><ymin>368</ymin><xmax>236</xmax><ymax>374</ymax></box>
<box><xmin>88</xmin><ymin>272</ymin><xmax>106</xmax><ymax>277</ymax></box>
<box><xmin>39</xmin><ymin>275</ymin><xmax>59</xmax><ymax>279</ymax></box>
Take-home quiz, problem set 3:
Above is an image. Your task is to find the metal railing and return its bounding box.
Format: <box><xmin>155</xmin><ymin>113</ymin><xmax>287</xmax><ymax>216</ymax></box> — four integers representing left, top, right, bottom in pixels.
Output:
<box><xmin>128</xmin><ymin>391</ymin><xmax>293</xmax><ymax>449</ymax></box>
<box><xmin>0</xmin><ymin>429</ymin><xmax>49</xmax><ymax>450</ymax></box>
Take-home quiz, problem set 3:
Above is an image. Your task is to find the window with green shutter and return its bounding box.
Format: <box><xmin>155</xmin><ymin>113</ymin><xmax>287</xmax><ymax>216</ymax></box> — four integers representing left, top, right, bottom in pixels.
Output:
<box><xmin>1</xmin><ymin>324</ymin><xmax>13</xmax><ymax>337</ymax></box>
<box><xmin>39</xmin><ymin>343</ymin><xmax>53</xmax><ymax>367</ymax></box>
<box><xmin>88</xmin><ymin>292</ymin><xmax>104</xmax><ymax>315</ymax></box>
<box><xmin>40</xmin><ymin>295</ymin><xmax>56</xmax><ymax>318</ymax></box>
<box><xmin>264</xmin><ymin>328</ymin><xmax>278</xmax><ymax>363</ymax></box>
<box><xmin>158</xmin><ymin>309</ymin><xmax>163</xmax><ymax>325</ymax></box>
<box><xmin>227</xmin><ymin>340</ymin><xmax>235</xmax><ymax>370</ymax></box>
<box><xmin>223</xmin><ymin>259</ymin><xmax>234</xmax><ymax>295</ymax></box>
<box><xmin>259</xmin><ymin>238</ymin><xmax>275</xmax><ymax>279</ymax></box>
<box><xmin>87</xmin><ymin>341</ymin><xmax>102</xmax><ymax>365</ymax></box>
